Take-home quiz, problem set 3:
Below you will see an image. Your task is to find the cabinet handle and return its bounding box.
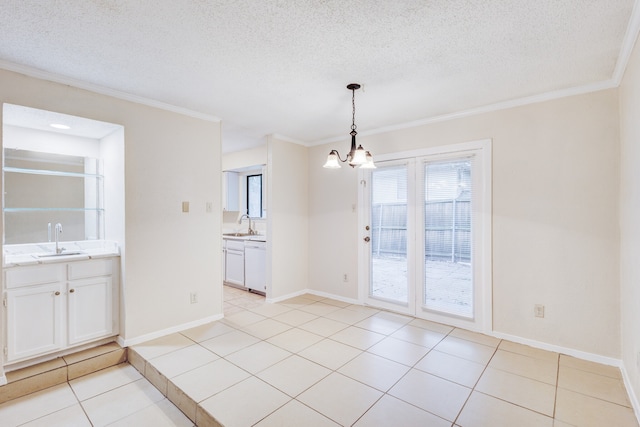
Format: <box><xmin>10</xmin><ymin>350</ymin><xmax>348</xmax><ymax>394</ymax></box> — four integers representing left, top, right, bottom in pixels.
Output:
<box><xmin>69</xmin><ymin>289</ymin><xmax>75</xmax><ymax>293</ymax></box>
<box><xmin>54</xmin><ymin>291</ymin><xmax>60</xmax><ymax>296</ymax></box>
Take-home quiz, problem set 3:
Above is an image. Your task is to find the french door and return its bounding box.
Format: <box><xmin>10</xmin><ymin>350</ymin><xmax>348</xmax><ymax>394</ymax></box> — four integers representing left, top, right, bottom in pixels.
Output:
<box><xmin>359</xmin><ymin>141</ymin><xmax>491</xmax><ymax>331</ymax></box>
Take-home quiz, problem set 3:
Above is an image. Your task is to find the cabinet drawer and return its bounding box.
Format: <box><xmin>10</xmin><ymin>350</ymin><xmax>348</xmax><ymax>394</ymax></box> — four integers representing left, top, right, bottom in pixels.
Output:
<box><xmin>5</xmin><ymin>264</ymin><xmax>65</xmax><ymax>289</ymax></box>
<box><xmin>225</xmin><ymin>239</ymin><xmax>245</xmax><ymax>251</ymax></box>
<box><xmin>68</xmin><ymin>259</ymin><xmax>113</xmax><ymax>280</ymax></box>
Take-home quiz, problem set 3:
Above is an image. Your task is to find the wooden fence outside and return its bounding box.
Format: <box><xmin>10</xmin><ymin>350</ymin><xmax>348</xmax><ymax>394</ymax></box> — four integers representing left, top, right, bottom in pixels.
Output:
<box><xmin>371</xmin><ymin>199</ymin><xmax>471</xmax><ymax>262</ymax></box>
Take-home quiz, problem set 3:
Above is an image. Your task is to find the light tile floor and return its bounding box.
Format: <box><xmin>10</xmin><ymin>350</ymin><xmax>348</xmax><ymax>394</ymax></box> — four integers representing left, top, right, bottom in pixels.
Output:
<box><xmin>1</xmin><ymin>286</ymin><xmax>638</xmax><ymax>426</ymax></box>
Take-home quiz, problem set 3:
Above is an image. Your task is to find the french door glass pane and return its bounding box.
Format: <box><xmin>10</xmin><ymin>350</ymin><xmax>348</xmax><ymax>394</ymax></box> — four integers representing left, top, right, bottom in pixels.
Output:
<box><xmin>370</xmin><ymin>165</ymin><xmax>408</xmax><ymax>304</ymax></box>
<box><xmin>423</xmin><ymin>159</ymin><xmax>473</xmax><ymax>318</ymax></box>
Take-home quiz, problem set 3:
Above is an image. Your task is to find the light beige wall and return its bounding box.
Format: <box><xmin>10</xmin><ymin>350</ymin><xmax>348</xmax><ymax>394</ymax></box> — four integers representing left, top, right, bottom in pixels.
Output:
<box><xmin>309</xmin><ymin>89</ymin><xmax>621</xmax><ymax>357</ymax></box>
<box><xmin>222</xmin><ymin>145</ymin><xmax>267</xmax><ymax>171</ymax></box>
<box><xmin>620</xmin><ymin>32</ymin><xmax>640</xmax><ymax>401</ymax></box>
<box><xmin>0</xmin><ymin>69</ymin><xmax>223</xmax><ymax>340</ymax></box>
<box><xmin>267</xmin><ymin>136</ymin><xmax>309</xmax><ymax>299</ymax></box>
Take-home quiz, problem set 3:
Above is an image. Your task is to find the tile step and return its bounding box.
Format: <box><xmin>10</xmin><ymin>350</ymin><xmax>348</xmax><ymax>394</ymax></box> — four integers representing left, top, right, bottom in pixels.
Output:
<box><xmin>0</xmin><ymin>342</ymin><xmax>127</xmax><ymax>404</ymax></box>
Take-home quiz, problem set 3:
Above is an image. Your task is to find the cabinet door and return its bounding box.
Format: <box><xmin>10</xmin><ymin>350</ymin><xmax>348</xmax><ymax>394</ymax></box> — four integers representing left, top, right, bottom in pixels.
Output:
<box><xmin>67</xmin><ymin>277</ymin><xmax>113</xmax><ymax>345</ymax></box>
<box><xmin>223</xmin><ymin>171</ymin><xmax>239</xmax><ymax>211</ymax></box>
<box><xmin>225</xmin><ymin>250</ymin><xmax>245</xmax><ymax>286</ymax></box>
<box><xmin>6</xmin><ymin>283</ymin><xmax>64</xmax><ymax>361</ymax></box>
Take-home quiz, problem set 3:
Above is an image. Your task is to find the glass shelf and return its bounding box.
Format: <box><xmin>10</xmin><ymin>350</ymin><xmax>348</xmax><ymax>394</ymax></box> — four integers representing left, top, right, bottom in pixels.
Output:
<box><xmin>3</xmin><ymin>149</ymin><xmax>105</xmax><ymax>244</ymax></box>
<box><xmin>3</xmin><ymin>166</ymin><xmax>103</xmax><ymax>179</ymax></box>
<box><xmin>3</xmin><ymin>208</ymin><xmax>105</xmax><ymax>212</ymax></box>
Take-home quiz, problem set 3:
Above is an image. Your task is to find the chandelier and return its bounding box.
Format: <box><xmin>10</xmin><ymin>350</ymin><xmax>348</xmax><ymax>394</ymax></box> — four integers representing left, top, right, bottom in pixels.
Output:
<box><xmin>323</xmin><ymin>83</ymin><xmax>376</xmax><ymax>169</ymax></box>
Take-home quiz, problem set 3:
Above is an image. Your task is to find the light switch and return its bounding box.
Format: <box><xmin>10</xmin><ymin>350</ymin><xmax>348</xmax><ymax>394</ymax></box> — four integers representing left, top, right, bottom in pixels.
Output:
<box><xmin>182</xmin><ymin>201</ymin><xmax>190</xmax><ymax>213</ymax></box>
<box><xmin>206</xmin><ymin>202</ymin><xmax>213</xmax><ymax>213</ymax></box>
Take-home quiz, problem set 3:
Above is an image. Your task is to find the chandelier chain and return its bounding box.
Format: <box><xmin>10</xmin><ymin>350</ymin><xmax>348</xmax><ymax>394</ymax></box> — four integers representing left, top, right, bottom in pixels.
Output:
<box><xmin>351</xmin><ymin>87</ymin><xmax>357</xmax><ymax>132</ymax></box>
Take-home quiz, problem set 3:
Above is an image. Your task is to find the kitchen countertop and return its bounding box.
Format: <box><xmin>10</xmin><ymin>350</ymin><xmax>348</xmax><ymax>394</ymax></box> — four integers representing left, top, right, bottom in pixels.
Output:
<box><xmin>222</xmin><ymin>233</ymin><xmax>267</xmax><ymax>242</ymax></box>
<box><xmin>3</xmin><ymin>241</ymin><xmax>120</xmax><ymax>267</ymax></box>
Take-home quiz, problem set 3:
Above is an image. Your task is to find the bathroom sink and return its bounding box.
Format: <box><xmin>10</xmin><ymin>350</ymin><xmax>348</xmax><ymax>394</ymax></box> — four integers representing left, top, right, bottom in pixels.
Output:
<box><xmin>36</xmin><ymin>251</ymin><xmax>86</xmax><ymax>258</ymax></box>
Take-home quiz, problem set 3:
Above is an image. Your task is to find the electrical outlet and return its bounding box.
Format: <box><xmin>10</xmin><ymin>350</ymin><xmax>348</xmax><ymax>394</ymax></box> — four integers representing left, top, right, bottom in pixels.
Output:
<box><xmin>190</xmin><ymin>292</ymin><xmax>198</xmax><ymax>304</ymax></box>
<box><xmin>343</xmin><ymin>274</ymin><xmax>349</xmax><ymax>282</ymax></box>
<box><xmin>534</xmin><ymin>304</ymin><xmax>545</xmax><ymax>318</ymax></box>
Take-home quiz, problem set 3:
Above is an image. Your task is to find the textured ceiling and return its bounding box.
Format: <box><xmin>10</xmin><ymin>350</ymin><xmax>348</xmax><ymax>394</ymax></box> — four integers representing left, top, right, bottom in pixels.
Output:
<box><xmin>0</xmin><ymin>1</ymin><xmax>637</xmax><ymax>152</ymax></box>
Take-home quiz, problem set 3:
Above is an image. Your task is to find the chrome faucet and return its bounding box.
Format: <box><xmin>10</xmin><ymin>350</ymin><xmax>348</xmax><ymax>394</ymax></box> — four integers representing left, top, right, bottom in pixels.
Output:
<box><xmin>238</xmin><ymin>214</ymin><xmax>256</xmax><ymax>235</ymax></box>
<box><xmin>54</xmin><ymin>223</ymin><xmax>64</xmax><ymax>254</ymax></box>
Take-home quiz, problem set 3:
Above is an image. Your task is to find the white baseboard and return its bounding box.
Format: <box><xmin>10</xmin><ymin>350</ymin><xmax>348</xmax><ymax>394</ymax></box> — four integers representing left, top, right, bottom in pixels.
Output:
<box><xmin>305</xmin><ymin>289</ymin><xmax>360</xmax><ymax>305</ymax></box>
<box><xmin>265</xmin><ymin>289</ymin><xmax>309</xmax><ymax>303</ymax></box>
<box><xmin>266</xmin><ymin>288</ymin><xmax>360</xmax><ymax>305</ymax></box>
<box><xmin>117</xmin><ymin>313</ymin><xmax>224</xmax><ymax>347</ymax></box>
<box><xmin>621</xmin><ymin>363</ymin><xmax>640</xmax><ymax>423</ymax></box>
<box><xmin>491</xmin><ymin>331</ymin><xmax>621</xmax><ymax>366</ymax></box>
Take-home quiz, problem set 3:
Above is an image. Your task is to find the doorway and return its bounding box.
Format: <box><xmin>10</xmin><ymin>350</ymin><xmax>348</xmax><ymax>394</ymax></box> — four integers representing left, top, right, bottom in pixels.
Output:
<box><xmin>359</xmin><ymin>140</ymin><xmax>492</xmax><ymax>332</ymax></box>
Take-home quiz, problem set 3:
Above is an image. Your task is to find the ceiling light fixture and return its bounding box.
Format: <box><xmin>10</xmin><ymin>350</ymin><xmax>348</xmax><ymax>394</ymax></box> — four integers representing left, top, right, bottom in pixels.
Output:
<box><xmin>323</xmin><ymin>83</ymin><xmax>376</xmax><ymax>169</ymax></box>
<box><xmin>50</xmin><ymin>123</ymin><xmax>70</xmax><ymax>130</ymax></box>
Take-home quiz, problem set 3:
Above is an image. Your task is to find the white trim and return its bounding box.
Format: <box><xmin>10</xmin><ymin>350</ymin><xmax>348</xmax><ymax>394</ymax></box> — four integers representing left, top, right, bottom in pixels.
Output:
<box><xmin>265</xmin><ymin>289</ymin><xmax>308</xmax><ymax>304</ymax></box>
<box><xmin>0</xmin><ymin>375</ymin><xmax>6</xmax><ymax>386</ymax></box>
<box><xmin>269</xmin><ymin>133</ymin><xmax>307</xmax><ymax>146</ymax></box>
<box><xmin>621</xmin><ymin>363</ymin><xmax>640</xmax><ymax>423</ymax></box>
<box><xmin>305</xmin><ymin>289</ymin><xmax>360</xmax><ymax>305</ymax></box>
<box><xmin>492</xmin><ymin>331</ymin><xmax>620</xmax><ymax>367</ymax></box>
<box><xmin>373</xmin><ymin>139</ymin><xmax>492</xmax><ymax>164</ymax></box>
<box><xmin>116</xmin><ymin>313</ymin><xmax>223</xmax><ymax>347</ymax></box>
<box><xmin>0</xmin><ymin>60</ymin><xmax>221</xmax><ymax>123</ymax></box>
<box><xmin>613</xmin><ymin>0</ymin><xmax>640</xmax><ymax>85</ymax></box>
<box><xmin>358</xmin><ymin>139</ymin><xmax>492</xmax><ymax>334</ymax></box>
<box><xmin>309</xmin><ymin>82</ymin><xmax>616</xmax><ymax>147</ymax></box>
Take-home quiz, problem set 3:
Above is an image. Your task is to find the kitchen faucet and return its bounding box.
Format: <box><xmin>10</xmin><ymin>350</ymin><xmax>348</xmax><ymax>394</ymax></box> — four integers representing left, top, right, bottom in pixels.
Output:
<box><xmin>55</xmin><ymin>223</ymin><xmax>64</xmax><ymax>254</ymax></box>
<box><xmin>238</xmin><ymin>214</ymin><xmax>256</xmax><ymax>235</ymax></box>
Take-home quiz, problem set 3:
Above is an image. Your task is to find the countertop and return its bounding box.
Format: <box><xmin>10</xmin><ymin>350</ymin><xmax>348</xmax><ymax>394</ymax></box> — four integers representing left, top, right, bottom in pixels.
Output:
<box><xmin>3</xmin><ymin>241</ymin><xmax>120</xmax><ymax>267</ymax></box>
<box><xmin>222</xmin><ymin>233</ymin><xmax>267</xmax><ymax>242</ymax></box>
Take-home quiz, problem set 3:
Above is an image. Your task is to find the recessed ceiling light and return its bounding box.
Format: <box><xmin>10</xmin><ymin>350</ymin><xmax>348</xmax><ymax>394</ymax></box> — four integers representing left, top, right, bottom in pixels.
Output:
<box><xmin>50</xmin><ymin>123</ymin><xmax>70</xmax><ymax>130</ymax></box>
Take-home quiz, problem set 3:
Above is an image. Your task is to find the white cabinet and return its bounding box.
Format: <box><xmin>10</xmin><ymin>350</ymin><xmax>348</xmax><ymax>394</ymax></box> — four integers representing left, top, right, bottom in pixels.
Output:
<box><xmin>3</xmin><ymin>257</ymin><xmax>118</xmax><ymax>363</ymax></box>
<box><xmin>223</xmin><ymin>171</ymin><xmax>239</xmax><ymax>211</ymax></box>
<box><xmin>6</xmin><ymin>282</ymin><xmax>65</xmax><ymax>361</ymax></box>
<box><xmin>67</xmin><ymin>258</ymin><xmax>114</xmax><ymax>345</ymax></box>
<box><xmin>224</xmin><ymin>239</ymin><xmax>245</xmax><ymax>287</ymax></box>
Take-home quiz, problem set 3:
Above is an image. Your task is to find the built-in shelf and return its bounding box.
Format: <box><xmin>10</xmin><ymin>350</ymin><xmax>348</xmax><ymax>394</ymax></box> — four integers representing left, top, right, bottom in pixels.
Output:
<box><xmin>3</xmin><ymin>166</ymin><xmax>103</xmax><ymax>179</ymax></box>
<box><xmin>3</xmin><ymin>208</ymin><xmax>105</xmax><ymax>212</ymax></box>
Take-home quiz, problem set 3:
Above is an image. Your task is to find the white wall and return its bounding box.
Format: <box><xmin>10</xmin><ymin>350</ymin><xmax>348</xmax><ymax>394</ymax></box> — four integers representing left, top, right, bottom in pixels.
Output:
<box><xmin>309</xmin><ymin>89</ymin><xmax>621</xmax><ymax>357</ymax></box>
<box><xmin>267</xmin><ymin>135</ymin><xmax>309</xmax><ymax>299</ymax></box>
<box><xmin>0</xmin><ymin>69</ymin><xmax>223</xmax><ymax>341</ymax></box>
<box><xmin>620</xmin><ymin>31</ymin><xmax>640</xmax><ymax>406</ymax></box>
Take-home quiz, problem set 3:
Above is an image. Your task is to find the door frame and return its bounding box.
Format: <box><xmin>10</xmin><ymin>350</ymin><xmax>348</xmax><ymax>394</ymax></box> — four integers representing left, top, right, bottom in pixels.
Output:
<box><xmin>358</xmin><ymin>139</ymin><xmax>492</xmax><ymax>333</ymax></box>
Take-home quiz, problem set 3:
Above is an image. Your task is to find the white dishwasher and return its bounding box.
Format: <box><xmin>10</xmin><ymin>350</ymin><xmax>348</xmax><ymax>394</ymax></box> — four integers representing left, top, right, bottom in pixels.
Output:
<box><xmin>244</xmin><ymin>240</ymin><xmax>266</xmax><ymax>295</ymax></box>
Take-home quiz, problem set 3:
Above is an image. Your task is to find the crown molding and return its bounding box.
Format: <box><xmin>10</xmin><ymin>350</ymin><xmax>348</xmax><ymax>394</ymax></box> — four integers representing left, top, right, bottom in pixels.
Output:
<box><xmin>0</xmin><ymin>60</ymin><xmax>221</xmax><ymax>123</ymax></box>
<box><xmin>308</xmin><ymin>79</ymin><xmax>618</xmax><ymax>147</ymax></box>
<box><xmin>613</xmin><ymin>0</ymin><xmax>640</xmax><ymax>85</ymax></box>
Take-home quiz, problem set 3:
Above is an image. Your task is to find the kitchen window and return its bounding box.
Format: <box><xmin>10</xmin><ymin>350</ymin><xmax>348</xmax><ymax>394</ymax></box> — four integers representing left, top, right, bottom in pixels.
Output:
<box><xmin>246</xmin><ymin>174</ymin><xmax>263</xmax><ymax>218</ymax></box>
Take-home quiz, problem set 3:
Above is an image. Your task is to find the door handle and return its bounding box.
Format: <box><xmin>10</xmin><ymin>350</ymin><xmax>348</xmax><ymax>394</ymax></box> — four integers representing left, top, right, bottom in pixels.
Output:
<box><xmin>364</xmin><ymin>236</ymin><xmax>370</xmax><ymax>242</ymax></box>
